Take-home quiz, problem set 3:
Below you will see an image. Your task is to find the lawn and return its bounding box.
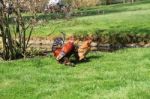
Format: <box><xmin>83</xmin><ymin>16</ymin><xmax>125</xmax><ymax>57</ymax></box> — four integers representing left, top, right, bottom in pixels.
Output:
<box><xmin>31</xmin><ymin>0</ymin><xmax>150</xmax><ymax>37</ymax></box>
<box><xmin>1</xmin><ymin>1</ymin><xmax>150</xmax><ymax>99</ymax></box>
<box><xmin>0</xmin><ymin>48</ymin><xmax>150</xmax><ymax>99</ymax></box>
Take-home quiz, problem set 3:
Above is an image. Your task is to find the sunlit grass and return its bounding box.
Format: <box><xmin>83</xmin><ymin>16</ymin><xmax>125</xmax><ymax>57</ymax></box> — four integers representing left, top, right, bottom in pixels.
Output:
<box><xmin>0</xmin><ymin>48</ymin><xmax>150</xmax><ymax>99</ymax></box>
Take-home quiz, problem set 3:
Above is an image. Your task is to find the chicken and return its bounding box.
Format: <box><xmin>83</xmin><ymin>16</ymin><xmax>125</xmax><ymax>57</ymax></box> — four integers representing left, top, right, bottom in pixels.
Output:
<box><xmin>78</xmin><ymin>37</ymin><xmax>92</xmax><ymax>61</ymax></box>
<box><xmin>56</xmin><ymin>40</ymin><xmax>75</xmax><ymax>61</ymax></box>
<box><xmin>52</xmin><ymin>37</ymin><xmax>76</xmax><ymax>66</ymax></box>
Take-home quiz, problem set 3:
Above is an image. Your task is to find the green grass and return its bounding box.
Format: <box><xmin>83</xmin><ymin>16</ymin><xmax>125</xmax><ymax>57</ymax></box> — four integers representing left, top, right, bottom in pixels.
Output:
<box><xmin>31</xmin><ymin>1</ymin><xmax>150</xmax><ymax>37</ymax></box>
<box><xmin>1</xmin><ymin>48</ymin><xmax>150</xmax><ymax>99</ymax></box>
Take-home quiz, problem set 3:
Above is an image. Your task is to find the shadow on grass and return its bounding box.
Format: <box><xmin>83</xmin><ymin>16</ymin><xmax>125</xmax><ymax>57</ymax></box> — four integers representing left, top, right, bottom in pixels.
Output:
<box><xmin>72</xmin><ymin>54</ymin><xmax>102</xmax><ymax>65</ymax></box>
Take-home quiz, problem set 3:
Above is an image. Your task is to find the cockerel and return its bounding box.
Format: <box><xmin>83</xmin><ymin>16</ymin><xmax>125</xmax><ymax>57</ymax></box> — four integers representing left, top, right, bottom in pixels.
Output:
<box><xmin>52</xmin><ymin>37</ymin><xmax>76</xmax><ymax>66</ymax></box>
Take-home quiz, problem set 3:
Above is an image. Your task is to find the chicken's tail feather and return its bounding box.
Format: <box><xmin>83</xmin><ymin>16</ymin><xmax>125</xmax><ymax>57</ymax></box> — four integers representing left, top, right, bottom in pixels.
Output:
<box><xmin>52</xmin><ymin>37</ymin><xmax>64</xmax><ymax>52</ymax></box>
